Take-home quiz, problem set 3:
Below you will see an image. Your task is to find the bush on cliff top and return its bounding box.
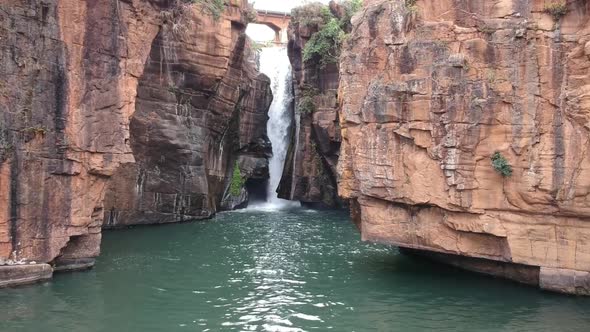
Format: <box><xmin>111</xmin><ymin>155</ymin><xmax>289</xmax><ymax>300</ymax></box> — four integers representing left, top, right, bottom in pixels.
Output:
<box><xmin>544</xmin><ymin>1</ymin><xmax>568</xmax><ymax>21</ymax></box>
<box><xmin>185</xmin><ymin>0</ymin><xmax>227</xmax><ymax>19</ymax></box>
<box><xmin>164</xmin><ymin>0</ymin><xmax>226</xmax><ymax>22</ymax></box>
<box><xmin>291</xmin><ymin>2</ymin><xmax>332</xmax><ymax>29</ymax></box>
<box><xmin>297</xmin><ymin>0</ymin><xmax>363</xmax><ymax>68</ymax></box>
<box><xmin>339</xmin><ymin>0</ymin><xmax>363</xmax><ymax>27</ymax></box>
<box><xmin>302</xmin><ymin>18</ymin><xmax>346</xmax><ymax>66</ymax></box>
<box><xmin>162</xmin><ymin>0</ymin><xmax>227</xmax><ymax>36</ymax></box>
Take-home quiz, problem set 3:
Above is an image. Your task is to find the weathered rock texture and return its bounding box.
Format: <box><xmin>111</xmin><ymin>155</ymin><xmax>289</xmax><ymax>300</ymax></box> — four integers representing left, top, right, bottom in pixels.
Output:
<box><xmin>103</xmin><ymin>2</ymin><xmax>272</xmax><ymax>227</ymax></box>
<box><xmin>278</xmin><ymin>5</ymin><xmax>342</xmax><ymax>208</ymax></box>
<box><xmin>339</xmin><ymin>0</ymin><xmax>590</xmax><ymax>294</ymax></box>
<box><xmin>0</xmin><ymin>0</ymin><xmax>267</xmax><ymax>284</ymax></box>
<box><xmin>0</xmin><ymin>0</ymin><xmax>169</xmax><ymax>270</ymax></box>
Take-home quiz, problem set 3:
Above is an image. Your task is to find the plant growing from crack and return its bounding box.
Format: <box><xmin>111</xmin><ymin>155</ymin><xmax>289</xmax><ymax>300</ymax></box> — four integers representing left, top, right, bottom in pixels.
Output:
<box><xmin>186</xmin><ymin>0</ymin><xmax>227</xmax><ymax>19</ymax></box>
<box><xmin>486</xmin><ymin>69</ymin><xmax>497</xmax><ymax>85</ymax></box>
<box><xmin>405</xmin><ymin>0</ymin><xmax>418</xmax><ymax>13</ymax></box>
<box><xmin>544</xmin><ymin>1</ymin><xmax>568</xmax><ymax>22</ymax></box>
<box><xmin>298</xmin><ymin>86</ymin><xmax>319</xmax><ymax>114</ymax></box>
<box><xmin>230</xmin><ymin>161</ymin><xmax>245</xmax><ymax>196</ymax></box>
<box><xmin>0</xmin><ymin>125</ymin><xmax>13</xmax><ymax>162</ymax></box>
<box><xmin>21</xmin><ymin>126</ymin><xmax>48</xmax><ymax>136</ymax></box>
<box><xmin>491</xmin><ymin>152</ymin><xmax>512</xmax><ymax>177</ymax></box>
<box><xmin>299</xmin><ymin>95</ymin><xmax>316</xmax><ymax>114</ymax></box>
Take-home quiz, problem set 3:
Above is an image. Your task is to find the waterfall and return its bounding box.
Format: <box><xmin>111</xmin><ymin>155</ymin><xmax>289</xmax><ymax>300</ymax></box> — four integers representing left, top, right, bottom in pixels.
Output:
<box><xmin>257</xmin><ymin>46</ymin><xmax>299</xmax><ymax>209</ymax></box>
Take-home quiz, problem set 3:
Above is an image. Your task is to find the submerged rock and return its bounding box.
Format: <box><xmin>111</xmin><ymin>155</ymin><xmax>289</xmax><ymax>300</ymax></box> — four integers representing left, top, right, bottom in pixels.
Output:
<box><xmin>0</xmin><ymin>264</ymin><xmax>53</xmax><ymax>288</ymax></box>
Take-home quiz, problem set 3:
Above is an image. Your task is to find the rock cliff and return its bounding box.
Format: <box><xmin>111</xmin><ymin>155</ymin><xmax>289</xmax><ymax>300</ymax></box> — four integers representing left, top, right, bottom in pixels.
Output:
<box><xmin>339</xmin><ymin>0</ymin><xmax>590</xmax><ymax>294</ymax></box>
<box><xmin>278</xmin><ymin>3</ymin><xmax>343</xmax><ymax>208</ymax></box>
<box><xmin>102</xmin><ymin>2</ymin><xmax>272</xmax><ymax>227</ymax></box>
<box><xmin>0</xmin><ymin>0</ymin><xmax>269</xmax><ymax>285</ymax></box>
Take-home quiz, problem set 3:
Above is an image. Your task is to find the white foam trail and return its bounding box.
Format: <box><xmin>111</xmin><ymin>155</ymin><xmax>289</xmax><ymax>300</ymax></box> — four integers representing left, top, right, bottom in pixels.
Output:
<box><xmin>256</xmin><ymin>47</ymin><xmax>300</xmax><ymax>210</ymax></box>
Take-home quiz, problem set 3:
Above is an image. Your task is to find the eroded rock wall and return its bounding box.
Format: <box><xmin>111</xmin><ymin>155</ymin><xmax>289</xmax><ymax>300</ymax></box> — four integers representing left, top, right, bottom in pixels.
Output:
<box><xmin>103</xmin><ymin>2</ymin><xmax>272</xmax><ymax>227</ymax></box>
<box><xmin>339</xmin><ymin>0</ymin><xmax>590</xmax><ymax>294</ymax></box>
<box><xmin>0</xmin><ymin>0</ymin><xmax>166</xmax><ymax>268</ymax></box>
<box><xmin>0</xmin><ymin>0</ymin><xmax>267</xmax><ymax>284</ymax></box>
<box><xmin>278</xmin><ymin>5</ymin><xmax>342</xmax><ymax>208</ymax></box>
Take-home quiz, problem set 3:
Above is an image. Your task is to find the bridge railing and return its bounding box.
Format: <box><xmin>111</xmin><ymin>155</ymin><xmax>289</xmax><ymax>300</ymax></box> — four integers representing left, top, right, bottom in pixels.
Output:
<box><xmin>256</xmin><ymin>9</ymin><xmax>291</xmax><ymax>17</ymax></box>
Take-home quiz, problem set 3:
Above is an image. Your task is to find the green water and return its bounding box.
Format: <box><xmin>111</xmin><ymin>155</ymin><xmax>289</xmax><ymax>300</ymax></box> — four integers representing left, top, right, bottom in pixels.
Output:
<box><xmin>1</xmin><ymin>209</ymin><xmax>589</xmax><ymax>332</ymax></box>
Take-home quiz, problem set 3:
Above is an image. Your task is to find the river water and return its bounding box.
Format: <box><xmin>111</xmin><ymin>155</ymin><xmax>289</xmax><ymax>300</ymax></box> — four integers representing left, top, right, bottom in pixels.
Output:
<box><xmin>1</xmin><ymin>209</ymin><xmax>589</xmax><ymax>332</ymax></box>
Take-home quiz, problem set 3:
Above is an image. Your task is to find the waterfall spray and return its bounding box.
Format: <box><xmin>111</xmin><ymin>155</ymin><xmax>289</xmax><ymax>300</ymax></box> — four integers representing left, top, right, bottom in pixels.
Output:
<box><xmin>257</xmin><ymin>46</ymin><xmax>300</xmax><ymax>209</ymax></box>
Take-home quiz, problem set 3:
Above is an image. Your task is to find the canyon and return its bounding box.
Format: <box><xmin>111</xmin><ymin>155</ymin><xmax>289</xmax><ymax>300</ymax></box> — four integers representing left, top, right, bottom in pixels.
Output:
<box><xmin>1</xmin><ymin>0</ymin><xmax>590</xmax><ymax>298</ymax></box>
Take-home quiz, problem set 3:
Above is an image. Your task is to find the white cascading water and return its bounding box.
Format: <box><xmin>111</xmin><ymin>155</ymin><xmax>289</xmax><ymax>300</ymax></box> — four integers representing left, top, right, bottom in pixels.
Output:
<box><xmin>256</xmin><ymin>46</ymin><xmax>300</xmax><ymax>209</ymax></box>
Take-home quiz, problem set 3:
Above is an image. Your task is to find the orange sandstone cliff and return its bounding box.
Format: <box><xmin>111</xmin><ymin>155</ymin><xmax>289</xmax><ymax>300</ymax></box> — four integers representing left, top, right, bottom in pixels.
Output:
<box><xmin>0</xmin><ymin>0</ymin><xmax>269</xmax><ymax>286</ymax></box>
<box><xmin>102</xmin><ymin>2</ymin><xmax>272</xmax><ymax>227</ymax></box>
<box><xmin>277</xmin><ymin>3</ymin><xmax>343</xmax><ymax>208</ymax></box>
<box><xmin>339</xmin><ymin>0</ymin><xmax>590</xmax><ymax>294</ymax></box>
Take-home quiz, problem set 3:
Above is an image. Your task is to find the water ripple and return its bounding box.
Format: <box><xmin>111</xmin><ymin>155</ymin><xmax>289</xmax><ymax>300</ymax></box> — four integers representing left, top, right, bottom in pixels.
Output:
<box><xmin>0</xmin><ymin>210</ymin><xmax>589</xmax><ymax>332</ymax></box>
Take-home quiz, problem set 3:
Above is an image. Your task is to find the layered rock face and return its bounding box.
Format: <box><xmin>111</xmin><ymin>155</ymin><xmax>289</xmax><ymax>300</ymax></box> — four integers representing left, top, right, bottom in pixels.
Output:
<box><xmin>339</xmin><ymin>0</ymin><xmax>590</xmax><ymax>294</ymax></box>
<box><xmin>103</xmin><ymin>2</ymin><xmax>272</xmax><ymax>227</ymax></box>
<box><xmin>0</xmin><ymin>0</ymin><xmax>268</xmax><ymax>284</ymax></box>
<box><xmin>277</xmin><ymin>5</ymin><xmax>342</xmax><ymax>208</ymax></box>
<box><xmin>0</xmin><ymin>0</ymin><xmax>168</xmax><ymax>271</ymax></box>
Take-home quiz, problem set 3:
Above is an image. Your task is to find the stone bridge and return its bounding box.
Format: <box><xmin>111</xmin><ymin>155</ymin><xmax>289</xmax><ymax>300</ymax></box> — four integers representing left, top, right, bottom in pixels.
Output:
<box><xmin>255</xmin><ymin>9</ymin><xmax>291</xmax><ymax>43</ymax></box>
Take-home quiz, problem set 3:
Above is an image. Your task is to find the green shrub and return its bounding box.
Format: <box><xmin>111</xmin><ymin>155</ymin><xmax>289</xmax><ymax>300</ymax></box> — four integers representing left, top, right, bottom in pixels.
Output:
<box><xmin>302</xmin><ymin>18</ymin><xmax>346</xmax><ymax>67</ymax></box>
<box><xmin>186</xmin><ymin>0</ymin><xmax>226</xmax><ymax>19</ymax></box>
<box><xmin>230</xmin><ymin>161</ymin><xmax>245</xmax><ymax>196</ymax></box>
<box><xmin>0</xmin><ymin>124</ymin><xmax>13</xmax><ymax>161</ymax></box>
<box><xmin>291</xmin><ymin>2</ymin><xmax>332</xmax><ymax>29</ymax></box>
<box><xmin>298</xmin><ymin>86</ymin><xmax>319</xmax><ymax>114</ymax></box>
<box><xmin>544</xmin><ymin>1</ymin><xmax>567</xmax><ymax>21</ymax></box>
<box><xmin>163</xmin><ymin>0</ymin><xmax>226</xmax><ymax>24</ymax></box>
<box><xmin>161</xmin><ymin>0</ymin><xmax>226</xmax><ymax>37</ymax></box>
<box><xmin>297</xmin><ymin>0</ymin><xmax>363</xmax><ymax>67</ymax></box>
<box><xmin>491</xmin><ymin>152</ymin><xmax>512</xmax><ymax>177</ymax></box>
<box><xmin>339</xmin><ymin>0</ymin><xmax>363</xmax><ymax>27</ymax></box>
<box><xmin>299</xmin><ymin>96</ymin><xmax>316</xmax><ymax>114</ymax></box>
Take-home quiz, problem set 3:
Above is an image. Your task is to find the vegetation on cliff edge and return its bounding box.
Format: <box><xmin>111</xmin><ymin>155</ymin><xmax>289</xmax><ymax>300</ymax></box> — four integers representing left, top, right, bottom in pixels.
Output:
<box><xmin>183</xmin><ymin>0</ymin><xmax>227</xmax><ymax>19</ymax></box>
<box><xmin>544</xmin><ymin>1</ymin><xmax>568</xmax><ymax>22</ymax></box>
<box><xmin>293</xmin><ymin>0</ymin><xmax>363</xmax><ymax>68</ymax></box>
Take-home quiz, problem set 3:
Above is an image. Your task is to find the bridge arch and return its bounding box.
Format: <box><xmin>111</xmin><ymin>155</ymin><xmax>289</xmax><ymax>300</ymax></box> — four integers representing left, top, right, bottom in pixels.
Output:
<box><xmin>255</xmin><ymin>10</ymin><xmax>291</xmax><ymax>44</ymax></box>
